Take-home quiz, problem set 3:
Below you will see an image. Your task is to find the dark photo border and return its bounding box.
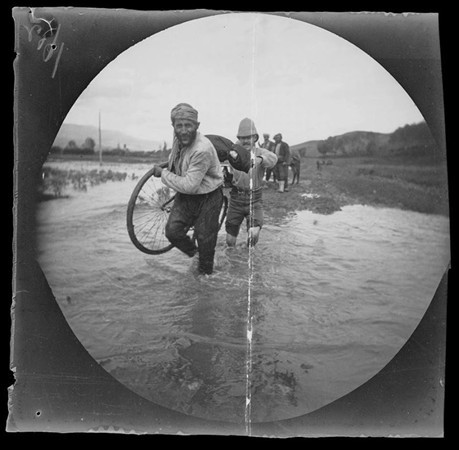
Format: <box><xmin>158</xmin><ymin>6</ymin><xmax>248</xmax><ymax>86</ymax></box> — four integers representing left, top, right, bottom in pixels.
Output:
<box><xmin>10</xmin><ymin>7</ymin><xmax>450</xmax><ymax>437</ymax></box>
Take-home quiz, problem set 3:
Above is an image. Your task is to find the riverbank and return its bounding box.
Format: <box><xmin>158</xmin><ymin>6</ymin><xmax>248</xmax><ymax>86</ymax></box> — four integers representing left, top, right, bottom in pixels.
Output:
<box><xmin>40</xmin><ymin>155</ymin><xmax>449</xmax><ymax>217</ymax></box>
<box><xmin>262</xmin><ymin>156</ymin><xmax>449</xmax><ymax>217</ymax></box>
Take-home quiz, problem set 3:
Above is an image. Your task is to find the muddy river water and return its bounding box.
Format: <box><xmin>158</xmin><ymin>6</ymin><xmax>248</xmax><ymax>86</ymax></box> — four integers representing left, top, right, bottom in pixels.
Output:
<box><xmin>36</xmin><ymin>161</ymin><xmax>450</xmax><ymax>424</ymax></box>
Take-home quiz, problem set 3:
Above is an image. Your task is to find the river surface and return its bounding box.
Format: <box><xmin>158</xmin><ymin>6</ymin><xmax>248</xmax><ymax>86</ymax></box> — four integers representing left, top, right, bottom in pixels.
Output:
<box><xmin>36</xmin><ymin>161</ymin><xmax>450</xmax><ymax>424</ymax></box>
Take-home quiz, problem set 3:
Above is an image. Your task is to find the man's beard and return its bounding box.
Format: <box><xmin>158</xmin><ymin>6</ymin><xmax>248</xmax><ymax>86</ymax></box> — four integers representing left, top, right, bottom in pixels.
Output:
<box><xmin>175</xmin><ymin>130</ymin><xmax>198</xmax><ymax>147</ymax></box>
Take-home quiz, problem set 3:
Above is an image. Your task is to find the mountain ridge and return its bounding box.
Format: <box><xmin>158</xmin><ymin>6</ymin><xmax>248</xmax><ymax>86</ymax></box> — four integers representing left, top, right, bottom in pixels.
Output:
<box><xmin>53</xmin><ymin>123</ymin><xmax>163</xmax><ymax>152</ymax></box>
<box><xmin>290</xmin><ymin>122</ymin><xmax>437</xmax><ymax>158</ymax></box>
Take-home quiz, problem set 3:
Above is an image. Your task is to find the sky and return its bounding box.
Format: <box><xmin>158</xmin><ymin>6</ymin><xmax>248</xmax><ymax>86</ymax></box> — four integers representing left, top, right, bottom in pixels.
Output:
<box><xmin>62</xmin><ymin>12</ymin><xmax>425</xmax><ymax>148</ymax></box>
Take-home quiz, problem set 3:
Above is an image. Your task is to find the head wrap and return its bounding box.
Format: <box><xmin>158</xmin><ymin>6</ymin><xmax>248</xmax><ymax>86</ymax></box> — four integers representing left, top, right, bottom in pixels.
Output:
<box><xmin>237</xmin><ymin>118</ymin><xmax>258</xmax><ymax>138</ymax></box>
<box><xmin>170</xmin><ymin>103</ymin><xmax>199</xmax><ymax>123</ymax></box>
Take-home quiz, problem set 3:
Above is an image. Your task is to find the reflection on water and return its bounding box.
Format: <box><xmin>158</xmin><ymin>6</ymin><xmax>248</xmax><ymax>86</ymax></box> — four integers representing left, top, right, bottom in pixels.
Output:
<box><xmin>36</xmin><ymin>162</ymin><xmax>450</xmax><ymax>423</ymax></box>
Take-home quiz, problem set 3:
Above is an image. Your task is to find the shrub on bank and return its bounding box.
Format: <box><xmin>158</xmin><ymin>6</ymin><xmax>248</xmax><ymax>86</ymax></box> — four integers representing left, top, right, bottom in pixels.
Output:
<box><xmin>38</xmin><ymin>167</ymin><xmax>129</xmax><ymax>200</ymax></box>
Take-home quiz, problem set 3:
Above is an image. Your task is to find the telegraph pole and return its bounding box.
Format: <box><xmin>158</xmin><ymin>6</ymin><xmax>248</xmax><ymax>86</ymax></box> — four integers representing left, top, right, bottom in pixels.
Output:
<box><xmin>99</xmin><ymin>110</ymin><xmax>102</xmax><ymax>166</ymax></box>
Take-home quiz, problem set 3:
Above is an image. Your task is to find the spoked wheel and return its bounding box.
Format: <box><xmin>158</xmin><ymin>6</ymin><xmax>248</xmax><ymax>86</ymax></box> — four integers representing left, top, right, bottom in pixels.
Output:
<box><xmin>127</xmin><ymin>168</ymin><xmax>229</xmax><ymax>255</ymax></box>
<box><xmin>127</xmin><ymin>167</ymin><xmax>175</xmax><ymax>255</ymax></box>
<box><xmin>218</xmin><ymin>194</ymin><xmax>229</xmax><ymax>231</ymax></box>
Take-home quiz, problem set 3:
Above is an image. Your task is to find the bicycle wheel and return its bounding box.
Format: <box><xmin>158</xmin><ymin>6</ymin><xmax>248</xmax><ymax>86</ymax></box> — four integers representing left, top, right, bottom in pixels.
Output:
<box><xmin>126</xmin><ymin>168</ymin><xmax>175</xmax><ymax>255</ymax></box>
<box><xmin>219</xmin><ymin>194</ymin><xmax>228</xmax><ymax>230</ymax></box>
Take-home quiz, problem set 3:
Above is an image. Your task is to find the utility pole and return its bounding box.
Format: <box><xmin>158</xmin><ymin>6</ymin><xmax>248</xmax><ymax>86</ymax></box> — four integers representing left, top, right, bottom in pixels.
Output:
<box><xmin>99</xmin><ymin>110</ymin><xmax>102</xmax><ymax>166</ymax></box>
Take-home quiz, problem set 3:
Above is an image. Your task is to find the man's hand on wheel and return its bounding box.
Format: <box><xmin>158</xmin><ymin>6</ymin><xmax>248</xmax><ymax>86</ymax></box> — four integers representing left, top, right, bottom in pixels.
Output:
<box><xmin>152</xmin><ymin>165</ymin><xmax>163</xmax><ymax>177</ymax></box>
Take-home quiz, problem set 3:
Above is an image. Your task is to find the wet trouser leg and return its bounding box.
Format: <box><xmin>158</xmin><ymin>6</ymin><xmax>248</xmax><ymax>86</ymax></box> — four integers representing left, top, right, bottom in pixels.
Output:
<box><xmin>166</xmin><ymin>188</ymin><xmax>223</xmax><ymax>274</ymax></box>
<box><xmin>165</xmin><ymin>193</ymin><xmax>199</xmax><ymax>257</ymax></box>
<box><xmin>193</xmin><ymin>188</ymin><xmax>224</xmax><ymax>274</ymax></box>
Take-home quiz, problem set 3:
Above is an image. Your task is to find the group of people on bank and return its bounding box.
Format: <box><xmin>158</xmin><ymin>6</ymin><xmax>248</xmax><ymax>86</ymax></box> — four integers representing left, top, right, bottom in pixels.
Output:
<box><xmin>151</xmin><ymin>102</ymin><xmax>301</xmax><ymax>276</ymax></box>
<box><xmin>260</xmin><ymin>132</ymin><xmax>301</xmax><ymax>192</ymax></box>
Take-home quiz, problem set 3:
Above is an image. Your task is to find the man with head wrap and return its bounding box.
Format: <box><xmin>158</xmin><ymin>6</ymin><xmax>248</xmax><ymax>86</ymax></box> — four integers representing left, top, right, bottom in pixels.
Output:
<box><xmin>225</xmin><ymin>118</ymin><xmax>278</xmax><ymax>247</ymax></box>
<box><xmin>152</xmin><ymin>103</ymin><xmax>223</xmax><ymax>275</ymax></box>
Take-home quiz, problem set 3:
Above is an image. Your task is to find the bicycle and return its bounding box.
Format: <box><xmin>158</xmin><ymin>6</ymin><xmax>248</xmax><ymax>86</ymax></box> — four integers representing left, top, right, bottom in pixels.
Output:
<box><xmin>126</xmin><ymin>165</ymin><xmax>229</xmax><ymax>255</ymax></box>
<box><xmin>126</xmin><ymin>134</ymin><xmax>253</xmax><ymax>255</ymax></box>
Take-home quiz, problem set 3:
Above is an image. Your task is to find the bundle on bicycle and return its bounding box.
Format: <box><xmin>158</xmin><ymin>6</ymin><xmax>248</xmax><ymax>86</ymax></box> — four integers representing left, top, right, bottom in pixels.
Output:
<box><xmin>126</xmin><ymin>103</ymin><xmax>251</xmax><ymax>275</ymax></box>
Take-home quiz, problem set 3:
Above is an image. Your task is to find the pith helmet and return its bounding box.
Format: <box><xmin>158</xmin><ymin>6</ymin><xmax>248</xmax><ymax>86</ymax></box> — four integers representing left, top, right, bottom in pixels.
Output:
<box><xmin>237</xmin><ymin>118</ymin><xmax>258</xmax><ymax>138</ymax></box>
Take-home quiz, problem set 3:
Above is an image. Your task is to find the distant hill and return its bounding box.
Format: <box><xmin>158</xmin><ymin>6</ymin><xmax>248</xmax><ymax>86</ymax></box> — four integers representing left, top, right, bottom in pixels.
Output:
<box><xmin>291</xmin><ymin>131</ymin><xmax>390</xmax><ymax>158</ymax></box>
<box><xmin>290</xmin><ymin>140</ymin><xmax>322</xmax><ymax>158</ymax></box>
<box><xmin>53</xmin><ymin>123</ymin><xmax>163</xmax><ymax>152</ymax></box>
<box><xmin>290</xmin><ymin>122</ymin><xmax>439</xmax><ymax>159</ymax></box>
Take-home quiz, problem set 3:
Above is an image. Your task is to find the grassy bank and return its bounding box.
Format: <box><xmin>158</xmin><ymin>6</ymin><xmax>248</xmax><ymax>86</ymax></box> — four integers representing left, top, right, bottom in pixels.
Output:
<box><xmin>262</xmin><ymin>156</ymin><xmax>449</xmax><ymax>217</ymax></box>
<box><xmin>41</xmin><ymin>154</ymin><xmax>450</xmax><ymax>217</ymax></box>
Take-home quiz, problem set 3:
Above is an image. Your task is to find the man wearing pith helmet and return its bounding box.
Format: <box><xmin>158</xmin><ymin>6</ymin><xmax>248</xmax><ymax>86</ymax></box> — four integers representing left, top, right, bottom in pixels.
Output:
<box><xmin>152</xmin><ymin>103</ymin><xmax>224</xmax><ymax>275</ymax></box>
<box><xmin>225</xmin><ymin>118</ymin><xmax>278</xmax><ymax>247</ymax></box>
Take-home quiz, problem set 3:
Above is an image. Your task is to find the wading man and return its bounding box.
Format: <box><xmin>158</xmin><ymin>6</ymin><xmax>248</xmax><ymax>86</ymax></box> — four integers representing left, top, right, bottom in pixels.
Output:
<box><xmin>225</xmin><ymin>118</ymin><xmax>277</xmax><ymax>247</ymax></box>
<box><xmin>152</xmin><ymin>103</ymin><xmax>224</xmax><ymax>275</ymax></box>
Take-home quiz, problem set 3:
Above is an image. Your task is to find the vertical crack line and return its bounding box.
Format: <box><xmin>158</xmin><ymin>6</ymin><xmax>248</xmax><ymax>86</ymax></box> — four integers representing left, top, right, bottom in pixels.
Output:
<box><xmin>245</xmin><ymin>14</ymin><xmax>259</xmax><ymax>437</ymax></box>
